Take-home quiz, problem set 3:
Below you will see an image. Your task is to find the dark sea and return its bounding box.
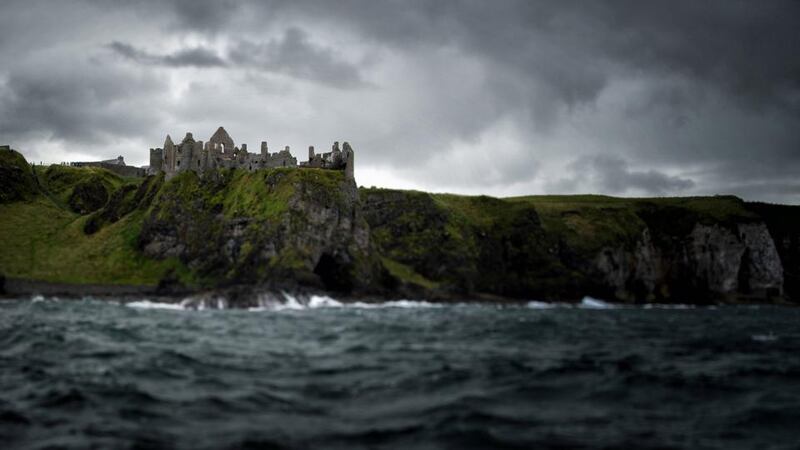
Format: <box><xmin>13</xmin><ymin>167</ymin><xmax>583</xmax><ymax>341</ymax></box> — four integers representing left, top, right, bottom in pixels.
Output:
<box><xmin>1</xmin><ymin>295</ymin><xmax>799</xmax><ymax>450</ymax></box>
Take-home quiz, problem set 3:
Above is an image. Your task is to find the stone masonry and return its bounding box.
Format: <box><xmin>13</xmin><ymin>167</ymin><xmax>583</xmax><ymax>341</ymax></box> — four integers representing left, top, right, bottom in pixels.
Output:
<box><xmin>149</xmin><ymin>126</ymin><xmax>354</xmax><ymax>180</ymax></box>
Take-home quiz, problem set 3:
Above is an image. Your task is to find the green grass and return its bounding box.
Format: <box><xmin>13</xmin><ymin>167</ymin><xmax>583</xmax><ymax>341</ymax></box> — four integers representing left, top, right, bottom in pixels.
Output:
<box><xmin>36</xmin><ymin>164</ymin><xmax>133</xmax><ymax>208</ymax></box>
<box><xmin>0</xmin><ymin>197</ymin><xmax>188</xmax><ymax>285</ymax></box>
<box><xmin>221</xmin><ymin>169</ymin><xmax>294</xmax><ymax>220</ymax></box>
<box><xmin>505</xmin><ymin>194</ymin><xmax>756</xmax><ymax>253</ymax></box>
<box><xmin>381</xmin><ymin>257</ymin><xmax>439</xmax><ymax>290</ymax></box>
<box><xmin>154</xmin><ymin>167</ymin><xmax>345</xmax><ymax>221</ymax></box>
<box><xmin>0</xmin><ymin>148</ymin><xmax>38</xmax><ymax>203</ymax></box>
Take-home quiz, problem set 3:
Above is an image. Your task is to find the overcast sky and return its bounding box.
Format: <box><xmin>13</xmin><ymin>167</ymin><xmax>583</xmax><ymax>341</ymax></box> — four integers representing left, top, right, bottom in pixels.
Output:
<box><xmin>1</xmin><ymin>0</ymin><xmax>798</xmax><ymax>203</ymax></box>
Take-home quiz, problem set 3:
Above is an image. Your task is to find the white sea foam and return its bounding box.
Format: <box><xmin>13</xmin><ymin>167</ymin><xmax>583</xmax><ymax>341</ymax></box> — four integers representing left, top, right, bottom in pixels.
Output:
<box><xmin>525</xmin><ymin>301</ymin><xmax>560</xmax><ymax>309</ymax></box>
<box><xmin>247</xmin><ymin>293</ymin><xmax>444</xmax><ymax>311</ymax></box>
<box><xmin>348</xmin><ymin>300</ymin><xmax>443</xmax><ymax>309</ymax></box>
<box><xmin>526</xmin><ymin>298</ymin><xmax>619</xmax><ymax>309</ymax></box>
<box><xmin>579</xmin><ymin>297</ymin><xmax>616</xmax><ymax>309</ymax></box>
<box><xmin>126</xmin><ymin>300</ymin><xmax>185</xmax><ymax>310</ymax></box>
<box><xmin>308</xmin><ymin>295</ymin><xmax>344</xmax><ymax>308</ymax></box>
<box><xmin>248</xmin><ymin>292</ymin><xmax>307</xmax><ymax>311</ymax></box>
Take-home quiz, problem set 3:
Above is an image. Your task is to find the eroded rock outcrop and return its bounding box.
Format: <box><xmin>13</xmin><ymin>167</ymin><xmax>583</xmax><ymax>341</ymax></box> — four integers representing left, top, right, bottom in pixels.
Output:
<box><xmin>362</xmin><ymin>189</ymin><xmax>793</xmax><ymax>303</ymax></box>
<box><xmin>0</xmin><ymin>147</ymin><xmax>38</xmax><ymax>203</ymax></box>
<box><xmin>592</xmin><ymin>222</ymin><xmax>783</xmax><ymax>302</ymax></box>
<box><xmin>139</xmin><ymin>169</ymin><xmax>383</xmax><ymax>293</ymax></box>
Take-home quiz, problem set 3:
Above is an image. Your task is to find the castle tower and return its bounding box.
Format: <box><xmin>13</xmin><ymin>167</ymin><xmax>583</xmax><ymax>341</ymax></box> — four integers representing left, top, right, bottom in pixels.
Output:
<box><xmin>343</xmin><ymin>142</ymin><xmax>354</xmax><ymax>180</ymax></box>
<box><xmin>261</xmin><ymin>141</ymin><xmax>268</xmax><ymax>158</ymax></box>
<box><xmin>149</xmin><ymin>148</ymin><xmax>163</xmax><ymax>174</ymax></box>
<box><xmin>175</xmin><ymin>132</ymin><xmax>195</xmax><ymax>173</ymax></box>
<box><xmin>308</xmin><ymin>146</ymin><xmax>315</xmax><ymax>160</ymax></box>
<box><xmin>163</xmin><ymin>134</ymin><xmax>175</xmax><ymax>172</ymax></box>
<box><xmin>192</xmin><ymin>140</ymin><xmax>203</xmax><ymax>171</ymax></box>
<box><xmin>209</xmin><ymin>126</ymin><xmax>235</xmax><ymax>154</ymax></box>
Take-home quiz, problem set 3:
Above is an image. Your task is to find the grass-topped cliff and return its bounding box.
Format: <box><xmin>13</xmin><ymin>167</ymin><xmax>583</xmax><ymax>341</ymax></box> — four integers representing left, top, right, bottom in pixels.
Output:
<box><xmin>1</xmin><ymin>146</ymin><xmax>798</xmax><ymax>303</ymax></box>
<box><xmin>0</xmin><ymin>159</ymin><xmax>185</xmax><ymax>286</ymax></box>
<box><xmin>0</xmin><ymin>148</ymin><xmax>379</xmax><ymax>292</ymax></box>
<box><xmin>362</xmin><ymin>188</ymin><xmax>799</xmax><ymax>303</ymax></box>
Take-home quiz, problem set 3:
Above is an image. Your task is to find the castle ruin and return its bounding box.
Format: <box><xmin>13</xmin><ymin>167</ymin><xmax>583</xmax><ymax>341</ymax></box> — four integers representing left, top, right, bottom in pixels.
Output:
<box><xmin>148</xmin><ymin>126</ymin><xmax>354</xmax><ymax>180</ymax></box>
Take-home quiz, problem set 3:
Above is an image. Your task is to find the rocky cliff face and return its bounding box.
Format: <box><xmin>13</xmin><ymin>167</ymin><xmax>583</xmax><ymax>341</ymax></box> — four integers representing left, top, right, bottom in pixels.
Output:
<box><xmin>1</xmin><ymin>147</ymin><xmax>797</xmax><ymax>304</ymax></box>
<box><xmin>362</xmin><ymin>190</ymin><xmax>795</xmax><ymax>304</ymax></box>
<box><xmin>593</xmin><ymin>222</ymin><xmax>783</xmax><ymax>302</ymax></box>
<box><xmin>138</xmin><ymin>168</ymin><xmax>383</xmax><ymax>292</ymax></box>
<box><xmin>746</xmin><ymin>203</ymin><xmax>800</xmax><ymax>300</ymax></box>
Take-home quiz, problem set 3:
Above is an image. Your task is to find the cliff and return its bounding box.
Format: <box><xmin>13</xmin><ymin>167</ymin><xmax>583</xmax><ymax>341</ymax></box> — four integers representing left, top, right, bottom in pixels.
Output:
<box><xmin>136</xmin><ymin>168</ymin><xmax>381</xmax><ymax>292</ymax></box>
<box><xmin>1</xmin><ymin>147</ymin><xmax>798</xmax><ymax>304</ymax></box>
<box><xmin>363</xmin><ymin>190</ymin><xmax>792</xmax><ymax>303</ymax></box>
<box><xmin>0</xmin><ymin>147</ymin><xmax>382</xmax><ymax>295</ymax></box>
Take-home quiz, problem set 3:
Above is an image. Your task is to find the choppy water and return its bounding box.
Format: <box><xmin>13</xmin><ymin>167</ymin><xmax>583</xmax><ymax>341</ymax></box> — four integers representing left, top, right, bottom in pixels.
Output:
<box><xmin>1</xmin><ymin>296</ymin><xmax>799</xmax><ymax>449</ymax></box>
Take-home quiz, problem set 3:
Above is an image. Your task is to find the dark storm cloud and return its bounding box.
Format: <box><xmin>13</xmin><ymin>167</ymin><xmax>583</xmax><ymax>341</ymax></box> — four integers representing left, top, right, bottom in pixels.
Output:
<box><xmin>0</xmin><ymin>0</ymin><xmax>798</xmax><ymax>202</ymax></box>
<box><xmin>109</xmin><ymin>41</ymin><xmax>226</xmax><ymax>68</ymax></box>
<box><xmin>296</xmin><ymin>0</ymin><xmax>800</xmax><ymax>114</ymax></box>
<box><xmin>566</xmin><ymin>155</ymin><xmax>695</xmax><ymax>195</ymax></box>
<box><xmin>87</xmin><ymin>0</ymin><xmax>242</xmax><ymax>31</ymax></box>
<box><xmin>228</xmin><ymin>28</ymin><xmax>366</xmax><ymax>88</ymax></box>
<box><xmin>109</xmin><ymin>28</ymin><xmax>364</xmax><ymax>88</ymax></box>
<box><xmin>0</xmin><ymin>62</ymin><xmax>165</xmax><ymax>145</ymax></box>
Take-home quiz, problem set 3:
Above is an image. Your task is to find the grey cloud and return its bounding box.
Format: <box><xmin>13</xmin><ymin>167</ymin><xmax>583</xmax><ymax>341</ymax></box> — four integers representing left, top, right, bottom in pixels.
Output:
<box><xmin>108</xmin><ymin>27</ymin><xmax>365</xmax><ymax>88</ymax></box>
<box><xmin>166</xmin><ymin>0</ymin><xmax>241</xmax><ymax>30</ymax></box>
<box><xmin>558</xmin><ymin>155</ymin><xmax>695</xmax><ymax>196</ymax></box>
<box><xmin>92</xmin><ymin>0</ymin><xmax>800</xmax><ymax>116</ymax></box>
<box><xmin>300</xmin><ymin>0</ymin><xmax>800</xmax><ymax>115</ymax></box>
<box><xmin>0</xmin><ymin>0</ymin><xmax>798</xmax><ymax>203</ymax></box>
<box><xmin>109</xmin><ymin>41</ymin><xmax>226</xmax><ymax>67</ymax></box>
<box><xmin>88</xmin><ymin>0</ymin><xmax>242</xmax><ymax>31</ymax></box>
<box><xmin>0</xmin><ymin>62</ymin><xmax>165</xmax><ymax>145</ymax></box>
<box><xmin>228</xmin><ymin>28</ymin><xmax>366</xmax><ymax>88</ymax></box>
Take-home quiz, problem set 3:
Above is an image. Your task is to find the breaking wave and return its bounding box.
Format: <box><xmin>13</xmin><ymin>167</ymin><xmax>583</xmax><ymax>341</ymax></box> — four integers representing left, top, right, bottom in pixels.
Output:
<box><xmin>248</xmin><ymin>293</ymin><xmax>443</xmax><ymax>311</ymax></box>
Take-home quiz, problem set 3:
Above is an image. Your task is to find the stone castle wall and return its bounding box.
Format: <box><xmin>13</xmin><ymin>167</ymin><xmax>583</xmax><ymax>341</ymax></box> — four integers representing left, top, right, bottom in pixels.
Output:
<box><xmin>149</xmin><ymin>127</ymin><xmax>354</xmax><ymax>180</ymax></box>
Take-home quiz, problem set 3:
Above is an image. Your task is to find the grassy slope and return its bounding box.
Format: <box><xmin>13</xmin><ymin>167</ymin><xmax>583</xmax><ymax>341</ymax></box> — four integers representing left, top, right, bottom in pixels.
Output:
<box><xmin>0</xmin><ymin>158</ymin><xmax>348</xmax><ymax>286</ymax></box>
<box><xmin>36</xmin><ymin>165</ymin><xmax>135</xmax><ymax>206</ymax></box>
<box><xmin>0</xmin><ymin>190</ymin><xmax>186</xmax><ymax>286</ymax></box>
<box><xmin>0</xmin><ymin>148</ymin><xmax>38</xmax><ymax>203</ymax></box>
<box><xmin>154</xmin><ymin>167</ymin><xmax>342</xmax><ymax>221</ymax></box>
<box><xmin>506</xmin><ymin>194</ymin><xmax>756</xmax><ymax>253</ymax></box>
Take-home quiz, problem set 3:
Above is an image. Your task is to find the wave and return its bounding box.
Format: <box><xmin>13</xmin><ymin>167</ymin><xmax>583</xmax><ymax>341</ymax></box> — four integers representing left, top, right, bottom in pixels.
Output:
<box><xmin>126</xmin><ymin>300</ymin><xmax>186</xmax><ymax>311</ymax></box>
<box><xmin>25</xmin><ymin>293</ymin><xmax>714</xmax><ymax>312</ymax></box>
<box><xmin>248</xmin><ymin>293</ymin><xmax>443</xmax><ymax>311</ymax></box>
<box><xmin>525</xmin><ymin>297</ymin><xmax>617</xmax><ymax>309</ymax></box>
<box><xmin>579</xmin><ymin>297</ymin><xmax>616</xmax><ymax>309</ymax></box>
<box><xmin>525</xmin><ymin>301</ymin><xmax>561</xmax><ymax>309</ymax></box>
